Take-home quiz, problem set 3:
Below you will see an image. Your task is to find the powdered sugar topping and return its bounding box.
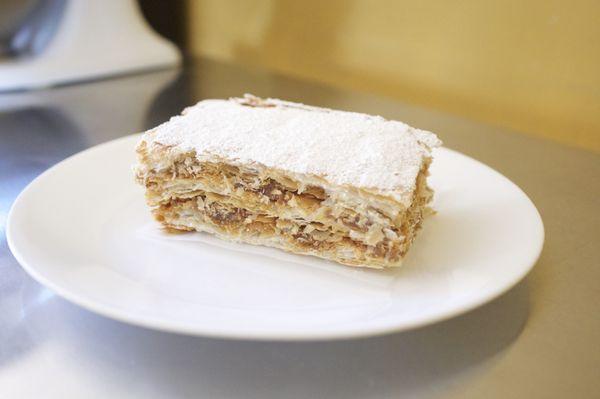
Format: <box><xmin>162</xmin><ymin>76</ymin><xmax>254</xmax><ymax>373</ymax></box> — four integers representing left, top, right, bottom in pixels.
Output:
<box><xmin>141</xmin><ymin>95</ymin><xmax>441</xmax><ymax>194</ymax></box>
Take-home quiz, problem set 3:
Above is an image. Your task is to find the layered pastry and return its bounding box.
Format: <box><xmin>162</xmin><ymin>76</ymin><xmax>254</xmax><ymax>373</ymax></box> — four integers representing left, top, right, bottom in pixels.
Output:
<box><xmin>134</xmin><ymin>94</ymin><xmax>441</xmax><ymax>268</ymax></box>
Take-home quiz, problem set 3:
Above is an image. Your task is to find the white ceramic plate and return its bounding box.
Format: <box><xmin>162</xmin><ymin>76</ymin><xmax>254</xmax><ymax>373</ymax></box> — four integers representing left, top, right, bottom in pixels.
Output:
<box><xmin>7</xmin><ymin>135</ymin><xmax>543</xmax><ymax>340</ymax></box>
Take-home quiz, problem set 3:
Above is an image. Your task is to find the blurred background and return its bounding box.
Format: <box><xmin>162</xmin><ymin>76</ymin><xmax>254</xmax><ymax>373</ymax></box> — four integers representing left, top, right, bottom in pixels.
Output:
<box><xmin>1</xmin><ymin>0</ymin><xmax>598</xmax><ymax>152</ymax></box>
<box><xmin>144</xmin><ymin>0</ymin><xmax>599</xmax><ymax>152</ymax></box>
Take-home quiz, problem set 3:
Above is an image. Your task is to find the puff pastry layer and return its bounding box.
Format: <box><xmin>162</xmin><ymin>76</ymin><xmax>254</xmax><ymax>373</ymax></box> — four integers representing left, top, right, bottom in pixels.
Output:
<box><xmin>135</xmin><ymin>95</ymin><xmax>441</xmax><ymax>268</ymax></box>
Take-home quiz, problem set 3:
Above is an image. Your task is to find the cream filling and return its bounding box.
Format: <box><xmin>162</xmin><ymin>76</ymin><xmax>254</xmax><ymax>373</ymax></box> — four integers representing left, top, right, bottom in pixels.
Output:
<box><xmin>156</xmin><ymin>195</ymin><xmax>405</xmax><ymax>266</ymax></box>
<box><xmin>137</xmin><ymin>155</ymin><xmax>433</xmax><ymax>266</ymax></box>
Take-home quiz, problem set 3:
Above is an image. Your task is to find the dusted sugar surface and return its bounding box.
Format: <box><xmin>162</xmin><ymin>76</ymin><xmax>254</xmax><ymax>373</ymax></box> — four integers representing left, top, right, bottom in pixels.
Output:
<box><xmin>142</xmin><ymin>95</ymin><xmax>441</xmax><ymax>194</ymax></box>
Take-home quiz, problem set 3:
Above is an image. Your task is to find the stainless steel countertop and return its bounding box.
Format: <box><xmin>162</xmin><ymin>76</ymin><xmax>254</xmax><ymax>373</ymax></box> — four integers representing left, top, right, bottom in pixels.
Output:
<box><xmin>1</xmin><ymin>58</ymin><xmax>598</xmax><ymax>398</ymax></box>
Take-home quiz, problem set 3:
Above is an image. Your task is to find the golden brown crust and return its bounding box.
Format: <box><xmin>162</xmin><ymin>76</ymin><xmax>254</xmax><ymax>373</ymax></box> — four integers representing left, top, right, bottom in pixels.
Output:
<box><xmin>135</xmin><ymin>142</ymin><xmax>434</xmax><ymax>268</ymax></box>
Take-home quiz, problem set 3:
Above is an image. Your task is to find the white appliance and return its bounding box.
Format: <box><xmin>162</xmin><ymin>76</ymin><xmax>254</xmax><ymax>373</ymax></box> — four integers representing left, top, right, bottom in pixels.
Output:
<box><xmin>0</xmin><ymin>0</ymin><xmax>181</xmax><ymax>92</ymax></box>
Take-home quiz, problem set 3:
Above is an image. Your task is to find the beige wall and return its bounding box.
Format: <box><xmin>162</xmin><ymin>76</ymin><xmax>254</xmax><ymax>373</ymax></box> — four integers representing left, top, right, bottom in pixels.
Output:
<box><xmin>188</xmin><ymin>0</ymin><xmax>600</xmax><ymax>152</ymax></box>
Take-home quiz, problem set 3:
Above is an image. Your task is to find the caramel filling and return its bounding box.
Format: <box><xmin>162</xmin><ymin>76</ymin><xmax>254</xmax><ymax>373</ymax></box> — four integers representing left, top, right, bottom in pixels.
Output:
<box><xmin>138</xmin><ymin>154</ymin><xmax>432</xmax><ymax>266</ymax></box>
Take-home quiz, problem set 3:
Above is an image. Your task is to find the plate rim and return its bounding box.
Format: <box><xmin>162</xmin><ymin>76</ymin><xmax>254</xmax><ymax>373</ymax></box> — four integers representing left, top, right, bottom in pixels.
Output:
<box><xmin>6</xmin><ymin>134</ymin><xmax>545</xmax><ymax>341</ymax></box>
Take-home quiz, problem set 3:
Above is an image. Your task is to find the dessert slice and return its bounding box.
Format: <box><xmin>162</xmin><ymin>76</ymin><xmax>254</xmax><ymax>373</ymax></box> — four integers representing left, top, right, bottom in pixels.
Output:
<box><xmin>134</xmin><ymin>94</ymin><xmax>441</xmax><ymax>268</ymax></box>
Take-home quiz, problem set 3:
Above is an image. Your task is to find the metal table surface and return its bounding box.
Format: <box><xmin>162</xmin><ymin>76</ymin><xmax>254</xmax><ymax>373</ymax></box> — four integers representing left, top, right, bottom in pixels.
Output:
<box><xmin>0</xmin><ymin>58</ymin><xmax>598</xmax><ymax>399</ymax></box>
